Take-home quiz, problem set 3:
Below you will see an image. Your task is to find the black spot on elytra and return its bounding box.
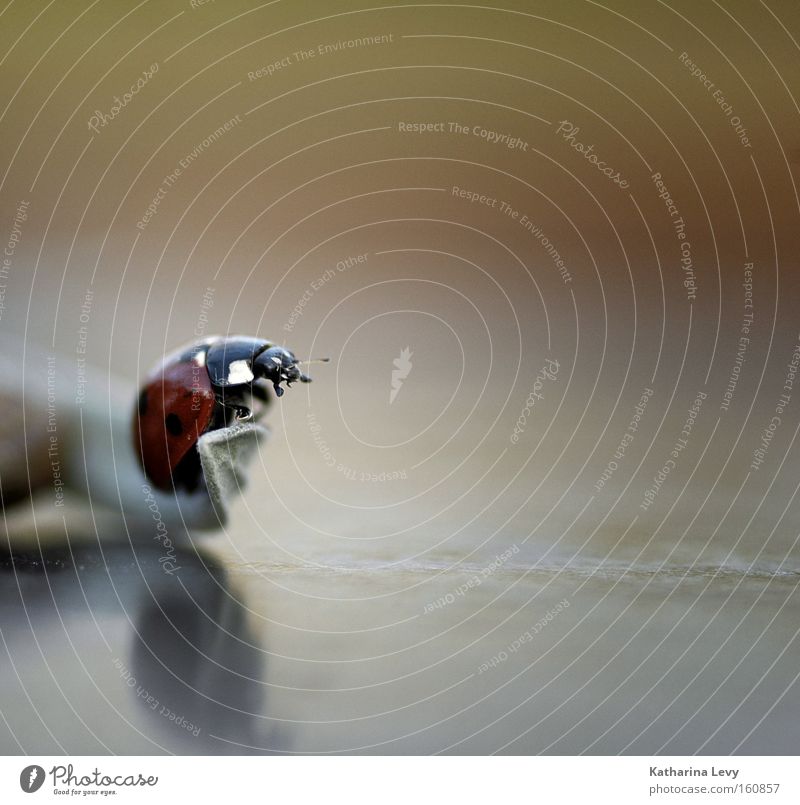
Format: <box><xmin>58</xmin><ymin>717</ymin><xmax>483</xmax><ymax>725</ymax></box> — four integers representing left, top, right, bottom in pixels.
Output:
<box><xmin>165</xmin><ymin>413</ymin><xmax>183</xmax><ymax>436</ymax></box>
<box><xmin>137</xmin><ymin>389</ymin><xmax>148</xmax><ymax>416</ymax></box>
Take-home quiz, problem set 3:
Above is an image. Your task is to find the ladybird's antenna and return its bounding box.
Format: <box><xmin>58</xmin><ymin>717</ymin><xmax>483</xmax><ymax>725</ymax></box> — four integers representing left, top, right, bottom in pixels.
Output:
<box><xmin>295</xmin><ymin>357</ymin><xmax>328</xmax><ymax>384</ymax></box>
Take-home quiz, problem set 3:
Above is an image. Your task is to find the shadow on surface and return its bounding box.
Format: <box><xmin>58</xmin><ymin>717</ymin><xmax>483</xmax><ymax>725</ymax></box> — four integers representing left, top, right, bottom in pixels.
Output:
<box><xmin>0</xmin><ymin>537</ymin><xmax>289</xmax><ymax>754</ymax></box>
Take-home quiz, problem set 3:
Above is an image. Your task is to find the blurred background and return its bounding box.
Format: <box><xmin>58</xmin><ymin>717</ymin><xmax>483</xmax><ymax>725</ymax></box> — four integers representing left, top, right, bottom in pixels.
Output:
<box><xmin>0</xmin><ymin>0</ymin><xmax>799</xmax><ymax>754</ymax></box>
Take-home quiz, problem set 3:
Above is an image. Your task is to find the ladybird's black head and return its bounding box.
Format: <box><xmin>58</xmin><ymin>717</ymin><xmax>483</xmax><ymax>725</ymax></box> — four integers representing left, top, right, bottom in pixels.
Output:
<box><xmin>253</xmin><ymin>346</ymin><xmax>311</xmax><ymax>397</ymax></box>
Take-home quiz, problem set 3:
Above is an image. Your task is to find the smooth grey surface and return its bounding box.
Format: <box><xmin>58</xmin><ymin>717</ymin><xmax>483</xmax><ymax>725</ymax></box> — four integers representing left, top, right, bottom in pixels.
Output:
<box><xmin>1</xmin><ymin>538</ymin><xmax>797</xmax><ymax>755</ymax></box>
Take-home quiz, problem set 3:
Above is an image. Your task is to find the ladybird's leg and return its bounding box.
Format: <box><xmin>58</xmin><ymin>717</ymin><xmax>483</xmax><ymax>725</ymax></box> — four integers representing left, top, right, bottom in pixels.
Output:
<box><xmin>218</xmin><ymin>400</ymin><xmax>252</xmax><ymax>424</ymax></box>
<box><xmin>250</xmin><ymin>380</ymin><xmax>272</xmax><ymax>405</ymax></box>
<box><xmin>215</xmin><ymin>380</ymin><xmax>270</xmax><ymax>418</ymax></box>
<box><xmin>213</xmin><ymin>385</ymin><xmax>255</xmax><ymax>424</ymax></box>
<box><xmin>247</xmin><ymin>381</ymin><xmax>276</xmax><ymax>422</ymax></box>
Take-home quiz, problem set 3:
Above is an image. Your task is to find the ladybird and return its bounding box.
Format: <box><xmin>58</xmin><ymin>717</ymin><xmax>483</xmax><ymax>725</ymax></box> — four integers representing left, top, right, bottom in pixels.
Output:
<box><xmin>133</xmin><ymin>336</ymin><xmax>318</xmax><ymax>492</ymax></box>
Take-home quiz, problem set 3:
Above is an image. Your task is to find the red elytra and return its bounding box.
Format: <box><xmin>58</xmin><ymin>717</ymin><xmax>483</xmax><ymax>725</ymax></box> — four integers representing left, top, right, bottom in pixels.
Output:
<box><xmin>133</xmin><ymin>358</ymin><xmax>216</xmax><ymax>491</ymax></box>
